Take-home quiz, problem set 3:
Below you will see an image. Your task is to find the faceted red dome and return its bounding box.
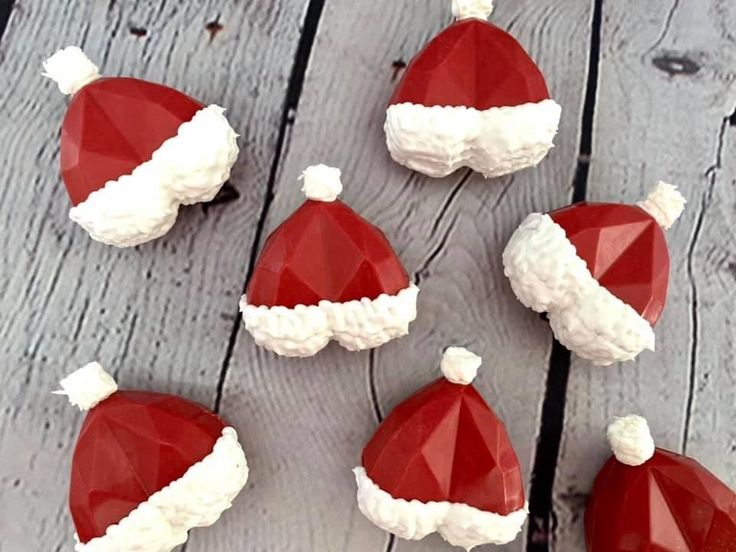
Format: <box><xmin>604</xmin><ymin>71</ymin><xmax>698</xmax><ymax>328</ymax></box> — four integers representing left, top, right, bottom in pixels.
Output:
<box><xmin>389</xmin><ymin>19</ymin><xmax>550</xmax><ymax>110</ymax></box>
<box><xmin>586</xmin><ymin>449</ymin><xmax>736</xmax><ymax>551</ymax></box>
<box><xmin>550</xmin><ymin>203</ymin><xmax>670</xmax><ymax>326</ymax></box>
<box><xmin>69</xmin><ymin>391</ymin><xmax>226</xmax><ymax>543</ymax></box>
<box><xmin>362</xmin><ymin>378</ymin><xmax>525</xmax><ymax>514</ymax></box>
<box><xmin>61</xmin><ymin>77</ymin><xmax>203</xmax><ymax>206</ymax></box>
<box><xmin>246</xmin><ymin>200</ymin><xmax>410</xmax><ymax>308</ymax></box>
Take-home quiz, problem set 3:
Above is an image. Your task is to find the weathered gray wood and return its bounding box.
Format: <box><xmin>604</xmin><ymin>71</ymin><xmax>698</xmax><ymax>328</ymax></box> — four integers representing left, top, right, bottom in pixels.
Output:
<box><xmin>554</xmin><ymin>1</ymin><xmax>736</xmax><ymax>550</ymax></box>
<box><xmin>0</xmin><ymin>1</ymin><xmax>309</xmax><ymax>550</ymax></box>
<box><xmin>1</xmin><ymin>0</ymin><xmax>734</xmax><ymax>551</ymax></box>
<box><xmin>215</xmin><ymin>0</ymin><xmax>594</xmax><ymax>551</ymax></box>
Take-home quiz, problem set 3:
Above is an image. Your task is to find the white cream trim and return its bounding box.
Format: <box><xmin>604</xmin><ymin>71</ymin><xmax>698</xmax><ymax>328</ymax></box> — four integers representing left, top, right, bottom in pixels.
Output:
<box><xmin>69</xmin><ymin>105</ymin><xmax>239</xmax><ymax>248</ymax></box>
<box><xmin>75</xmin><ymin>427</ymin><xmax>249</xmax><ymax>552</ymax></box>
<box><xmin>240</xmin><ymin>284</ymin><xmax>419</xmax><ymax>357</ymax></box>
<box><xmin>452</xmin><ymin>0</ymin><xmax>494</xmax><ymax>20</ymax></box>
<box><xmin>440</xmin><ymin>347</ymin><xmax>481</xmax><ymax>385</ymax></box>
<box><xmin>607</xmin><ymin>415</ymin><xmax>655</xmax><ymax>466</ymax></box>
<box><xmin>55</xmin><ymin>362</ymin><xmax>117</xmax><ymax>411</ymax></box>
<box><xmin>385</xmin><ymin>99</ymin><xmax>561</xmax><ymax>179</ymax></box>
<box><xmin>637</xmin><ymin>181</ymin><xmax>686</xmax><ymax>230</ymax></box>
<box><xmin>503</xmin><ymin>213</ymin><xmax>655</xmax><ymax>366</ymax></box>
<box><xmin>43</xmin><ymin>46</ymin><xmax>101</xmax><ymax>95</ymax></box>
<box><xmin>300</xmin><ymin>164</ymin><xmax>343</xmax><ymax>202</ymax></box>
<box><xmin>354</xmin><ymin>467</ymin><xmax>527</xmax><ymax>550</ymax></box>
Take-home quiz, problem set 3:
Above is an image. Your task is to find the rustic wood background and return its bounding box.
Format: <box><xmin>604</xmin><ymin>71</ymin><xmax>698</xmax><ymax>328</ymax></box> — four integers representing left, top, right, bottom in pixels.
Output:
<box><xmin>0</xmin><ymin>1</ymin><xmax>734</xmax><ymax>551</ymax></box>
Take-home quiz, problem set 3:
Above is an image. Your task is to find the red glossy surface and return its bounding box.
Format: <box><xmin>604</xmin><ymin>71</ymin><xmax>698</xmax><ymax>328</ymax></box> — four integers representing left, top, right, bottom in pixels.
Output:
<box><xmin>246</xmin><ymin>200</ymin><xmax>410</xmax><ymax>308</ymax></box>
<box><xmin>61</xmin><ymin>77</ymin><xmax>203</xmax><ymax>205</ymax></box>
<box><xmin>550</xmin><ymin>203</ymin><xmax>670</xmax><ymax>326</ymax></box>
<box><xmin>390</xmin><ymin>18</ymin><xmax>550</xmax><ymax>110</ymax></box>
<box><xmin>586</xmin><ymin>449</ymin><xmax>736</xmax><ymax>551</ymax></box>
<box><xmin>362</xmin><ymin>378</ymin><xmax>525</xmax><ymax>514</ymax></box>
<box><xmin>69</xmin><ymin>391</ymin><xmax>226</xmax><ymax>543</ymax></box>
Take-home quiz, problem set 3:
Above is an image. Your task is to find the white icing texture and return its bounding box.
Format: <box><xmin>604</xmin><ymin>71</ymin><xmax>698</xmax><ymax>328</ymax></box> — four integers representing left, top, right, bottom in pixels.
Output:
<box><xmin>503</xmin><ymin>213</ymin><xmax>655</xmax><ymax>365</ymax></box>
<box><xmin>385</xmin><ymin>100</ymin><xmax>561</xmax><ymax>179</ymax></box>
<box><xmin>69</xmin><ymin>105</ymin><xmax>238</xmax><ymax>247</ymax></box>
<box><xmin>300</xmin><ymin>164</ymin><xmax>343</xmax><ymax>202</ymax></box>
<box><xmin>76</xmin><ymin>427</ymin><xmax>249</xmax><ymax>552</ymax></box>
<box><xmin>43</xmin><ymin>46</ymin><xmax>100</xmax><ymax>95</ymax></box>
<box><xmin>354</xmin><ymin>468</ymin><xmax>527</xmax><ymax>550</ymax></box>
<box><xmin>637</xmin><ymin>181</ymin><xmax>686</xmax><ymax>230</ymax></box>
<box><xmin>56</xmin><ymin>362</ymin><xmax>118</xmax><ymax>411</ymax></box>
<box><xmin>607</xmin><ymin>415</ymin><xmax>655</xmax><ymax>466</ymax></box>
<box><xmin>440</xmin><ymin>347</ymin><xmax>481</xmax><ymax>385</ymax></box>
<box><xmin>241</xmin><ymin>284</ymin><xmax>419</xmax><ymax>357</ymax></box>
<box><xmin>452</xmin><ymin>0</ymin><xmax>494</xmax><ymax>20</ymax></box>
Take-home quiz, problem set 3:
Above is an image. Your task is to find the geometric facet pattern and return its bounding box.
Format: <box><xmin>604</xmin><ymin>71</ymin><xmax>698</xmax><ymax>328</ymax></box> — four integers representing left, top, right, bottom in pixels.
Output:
<box><xmin>390</xmin><ymin>19</ymin><xmax>550</xmax><ymax>110</ymax></box>
<box><xmin>362</xmin><ymin>378</ymin><xmax>525</xmax><ymax>514</ymax></box>
<box><xmin>69</xmin><ymin>391</ymin><xmax>226</xmax><ymax>543</ymax></box>
<box><xmin>61</xmin><ymin>77</ymin><xmax>203</xmax><ymax>205</ymax></box>
<box><xmin>246</xmin><ymin>200</ymin><xmax>410</xmax><ymax>308</ymax></box>
<box><xmin>585</xmin><ymin>449</ymin><xmax>736</xmax><ymax>551</ymax></box>
<box><xmin>550</xmin><ymin>202</ymin><xmax>671</xmax><ymax>326</ymax></box>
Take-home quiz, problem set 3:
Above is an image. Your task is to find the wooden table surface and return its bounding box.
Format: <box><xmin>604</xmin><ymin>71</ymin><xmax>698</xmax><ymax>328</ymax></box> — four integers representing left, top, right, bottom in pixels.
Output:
<box><xmin>0</xmin><ymin>1</ymin><xmax>734</xmax><ymax>551</ymax></box>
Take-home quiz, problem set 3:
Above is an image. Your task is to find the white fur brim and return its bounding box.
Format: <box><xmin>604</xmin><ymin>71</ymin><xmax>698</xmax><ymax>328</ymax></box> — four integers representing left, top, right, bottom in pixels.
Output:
<box><xmin>240</xmin><ymin>284</ymin><xmax>419</xmax><ymax>357</ymax></box>
<box><xmin>385</xmin><ymin>99</ymin><xmax>561</xmax><ymax>179</ymax></box>
<box><xmin>353</xmin><ymin>467</ymin><xmax>527</xmax><ymax>550</ymax></box>
<box><xmin>69</xmin><ymin>105</ymin><xmax>239</xmax><ymax>248</ymax></box>
<box><xmin>502</xmin><ymin>213</ymin><xmax>655</xmax><ymax>365</ymax></box>
<box><xmin>75</xmin><ymin>427</ymin><xmax>248</xmax><ymax>552</ymax></box>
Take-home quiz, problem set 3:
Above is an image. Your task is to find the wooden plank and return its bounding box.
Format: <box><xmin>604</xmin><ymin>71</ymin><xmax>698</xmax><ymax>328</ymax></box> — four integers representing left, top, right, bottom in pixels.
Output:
<box><xmin>554</xmin><ymin>1</ymin><xmax>736</xmax><ymax>550</ymax></box>
<box><xmin>0</xmin><ymin>1</ymin><xmax>309</xmax><ymax>549</ymax></box>
<box><xmin>216</xmin><ymin>0</ymin><xmax>593</xmax><ymax>550</ymax></box>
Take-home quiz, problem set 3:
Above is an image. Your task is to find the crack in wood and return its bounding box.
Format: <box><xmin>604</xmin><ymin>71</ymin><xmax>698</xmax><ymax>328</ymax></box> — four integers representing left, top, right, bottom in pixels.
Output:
<box><xmin>368</xmin><ymin>348</ymin><xmax>383</xmax><ymax>422</ymax></box>
<box><xmin>212</xmin><ymin>0</ymin><xmax>327</xmax><ymax>413</ymax></box>
<box><xmin>526</xmin><ymin>0</ymin><xmax>604</xmax><ymax>549</ymax></box>
<box><xmin>0</xmin><ymin>1</ymin><xmax>14</xmax><ymax>46</ymax></box>
<box><xmin>682</xmin><ymin>117</ymin><xmax>728</xmax><ymax>453</ymax></box>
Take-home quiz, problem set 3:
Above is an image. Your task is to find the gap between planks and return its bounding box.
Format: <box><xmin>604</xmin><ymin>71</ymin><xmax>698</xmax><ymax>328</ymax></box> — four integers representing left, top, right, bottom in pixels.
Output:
<box><xmin>526</xmin><ymin>0</ymin><xmax>605</xmax><ymax>550</ymax></box>
<box><xmin>212</xmin><ymin>0</ymin><xmax>327</xmax><ymax>413</ymax></box>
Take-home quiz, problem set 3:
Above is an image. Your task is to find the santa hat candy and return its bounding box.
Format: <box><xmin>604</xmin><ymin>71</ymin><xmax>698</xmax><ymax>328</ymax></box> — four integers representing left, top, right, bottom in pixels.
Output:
<box><xmin>240</xmin><ymin>164</ymin><xmax>419</xmax><ymax>357</ymax></box>
<box><xmin>43</xmin><ymin>46</ymin><xmax>239</xmax><ymax>247</ymax></box>
<box><xmin>586</xmin><ymin>415</ymin><xmax>736</xmax><ymax>551</ymax></box>
<box><xmin>385</xmin><ymin>0</ymin><xmax>561</xmax><ymax>179</ymax></box>
<box><xmin>503</xmin><ymin>182</ymin><xmax>687</xmax><ymax>365</ymax></box>
<box><xmin>353</xmin><ymin>347</ymin><xmax>528</xmax><ymax>549</ymax></box>
<box><xmin>55</xmin><ymin>362</ymin><xmax>249</xmax><ymax>551</ymax></box>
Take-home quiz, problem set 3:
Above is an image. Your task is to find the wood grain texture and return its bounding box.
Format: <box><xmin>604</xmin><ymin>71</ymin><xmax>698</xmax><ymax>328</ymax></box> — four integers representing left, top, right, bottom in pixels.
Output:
<box><xmin>215</xmin><ymin>0</ymin><xmax>594</xmax><ymax>551</ymax></box>
<box><xmin>0</xmin><ymin>0</ymin><xmax>733</xmax><ymax>551</ymax></box>
<box><xmin>0</xmin><ymin>1</ymin><xmax>309</xmax><ymax>549</ymax></box>
<box><xmin>553</xmin><ymin>1</ymin><xmax>736</xmax><ymax>550</ymax></box>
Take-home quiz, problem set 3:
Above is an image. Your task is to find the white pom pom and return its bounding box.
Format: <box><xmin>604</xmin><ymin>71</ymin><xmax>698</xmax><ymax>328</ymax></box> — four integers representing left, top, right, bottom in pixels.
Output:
<box><xmin>607</xmin><ymin>415</ymin><xmax>655</xmax><ymax>466</ymax></box>
<box><xmin>300</xmin><ymin>164</ymin><xmax>343</xmax><ymax>202</ymax></box>
<box><xmin>637</xmin><ymin>181</ymin><xmax>686</xmax><ymax>230</ymax></box>
<box><xmin>43</xmin><ymin>46</ymin><xmax>100</xmax><ymax>95</ymax></box>
<box><xmin>54</xmin><ymin>362</ymin><xmax>118</xmax><ymax>411</ymax></box>
<box><xmin>440</xmin><ymin>347</ymin><xmax>482</xmax><ymax>385</ymax></box>
<box><xmin>452</xmin><ymin>0</ymin><xmax>494</xmax><ymax>20</ymax></box>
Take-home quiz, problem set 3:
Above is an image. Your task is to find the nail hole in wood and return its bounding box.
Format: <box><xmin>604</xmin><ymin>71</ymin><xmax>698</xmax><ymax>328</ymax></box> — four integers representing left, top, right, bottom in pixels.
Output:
<box><xmin>652</xmin><ymin>53</ymin><xmax>700</xmax><ymax>76</ymax></box>
<box><xmin>206</xmin><ymin>20</ymin><xmax>224</xmax><ymax>41</ymax></box>
<box><xmin>391</xmin><ymin>59</ymin><xmax>406</xmax><ymax>81</ymax></box>
<box><xmin>129</xmin><ymin>26</ymin><xmax>147</xmax><ymax>38</ymax></box>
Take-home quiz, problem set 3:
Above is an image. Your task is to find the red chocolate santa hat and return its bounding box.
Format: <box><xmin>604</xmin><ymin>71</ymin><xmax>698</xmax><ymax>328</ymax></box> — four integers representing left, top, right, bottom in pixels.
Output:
<box><xmin>240</xmin><ymin>164</ymin><xmax>419</xmax><ymax>357</ymax></box>
<box><xmin>503</xmin><ymin>182</ymin><xmax>687</xmax><ymax>365</ymax></box>
<box><xmin>43</xmin><ymin>46</ymin><xmax>239</xmax><ymax>247</ymax></box>
<box><xmin>354</xmin><ymin>347</ymin><xmax>527</xmax><ymax>550</ymax></box>
<box><xmin>385</xmin><ymin>0</ymin><xmax>561</xmax><ymax>179</ymax></box>
<box><xmin>56</xmin><ymin>362</ymin><xmax>249</xmax><ymax>551</ymax></box>
<box><xmin>586</xmin><ymin>415</ymin><xmax>736</xmax><ymax>551</ymax></box>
